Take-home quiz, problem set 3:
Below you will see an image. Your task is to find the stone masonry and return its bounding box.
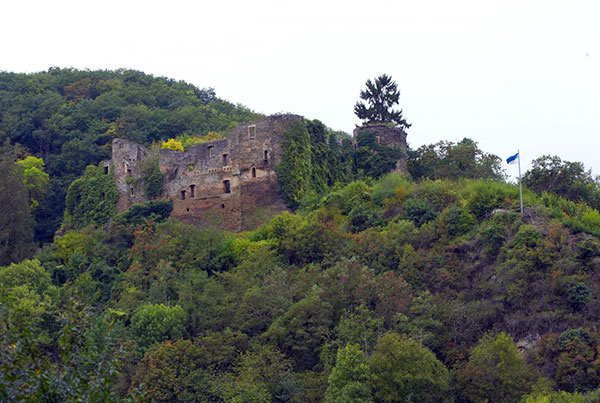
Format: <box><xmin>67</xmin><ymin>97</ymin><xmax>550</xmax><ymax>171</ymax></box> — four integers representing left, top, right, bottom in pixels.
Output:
<box><xmin>112</xmin><ymin>114</ymin><xmax>302</xmax><ymax>231</ymax></box>
<box><xmin>353</xmin><ymin>124</ymin><xmax>408</xmax><ymax>173</ymax></box>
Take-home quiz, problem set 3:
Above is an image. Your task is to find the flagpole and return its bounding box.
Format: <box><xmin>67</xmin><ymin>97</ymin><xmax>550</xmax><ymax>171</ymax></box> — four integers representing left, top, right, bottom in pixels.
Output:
<box><xmin>518</xmin><ymin>149</ymin><xmax>523</xmax><ymax>214</ymax></box>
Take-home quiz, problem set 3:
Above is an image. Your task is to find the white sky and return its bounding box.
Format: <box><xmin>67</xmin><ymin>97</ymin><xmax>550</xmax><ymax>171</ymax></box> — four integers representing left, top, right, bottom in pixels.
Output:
<box><xmin>2</xmin><ymin>0</ymin><xmax>599</xmax><ymax>177</ymax></box>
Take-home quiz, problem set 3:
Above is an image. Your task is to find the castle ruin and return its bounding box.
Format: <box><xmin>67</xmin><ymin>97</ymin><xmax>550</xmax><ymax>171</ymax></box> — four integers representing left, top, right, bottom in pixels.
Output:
<box><xmin>110</xmin><ymin>114</ymin><xmax>408</xmax><ymax>231</ymax></box>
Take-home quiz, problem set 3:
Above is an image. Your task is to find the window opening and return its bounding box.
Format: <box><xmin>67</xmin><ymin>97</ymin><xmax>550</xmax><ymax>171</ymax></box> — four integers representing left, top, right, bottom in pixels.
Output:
<box><xmin>251</xmin><ymin>167</ymin><xmax>256</xmax><ymax>178</ymax></box>
<box><xmin>248</xmin><ymin>125</ymin><xmax>256</xmax><ymax>140</ymax></box>
<box><xmin>130</xmin><ymin>187</ymin><xmax>134</xmax><ymax>196</ymax></box>
<box><xmin>221</xmin><ymin>203</ymin><xmax>225</xmax><ymax>209</ymax></box>
<box><xmin>264</xmin><ymin>150</ymin><xmax>269</xmax><ymax>162</ymax></box>
<box><xmin>189</xmin><ymin>184</ymin><xmax>195</xmax><ymax>198</ymax></box>
<box><xmin>180</xmin><ymin>190</ymin><xmax>186</xmax><ymax>200</ymax></box>
<box><xmin>208</xmin><ymin>145</ymin><xmax>214</xmax><ymax>157</ymax></box>
<box><xmin>104</xmin><ymin>166</ymin><xmax>109</xmax><ymax>174</ymax></box>
<box><xmin>222</xmin><ymin>153</ymin><xmax>229</xmax><ymax>166</ymax></box>
<box><xmin>223</xmin><ymin>180</ymin><xmax>231</xmax><ymax>194</ymax></box>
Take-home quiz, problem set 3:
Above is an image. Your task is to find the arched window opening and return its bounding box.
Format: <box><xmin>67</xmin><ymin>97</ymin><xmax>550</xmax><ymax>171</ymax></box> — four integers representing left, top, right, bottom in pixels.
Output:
<box><xmin>208</xmin><ymin>145</ymin><xmax>214</xmax><ymax>157</ymax></box>
<box><xmin>223</xmin><ymin>180</ymin><xmax>231</xmax><ymax>194</ymax></box>
<box><xmin>251</xmin><ymin>167</ymin><xmax>256</xmax><ymax>178</ymax></box>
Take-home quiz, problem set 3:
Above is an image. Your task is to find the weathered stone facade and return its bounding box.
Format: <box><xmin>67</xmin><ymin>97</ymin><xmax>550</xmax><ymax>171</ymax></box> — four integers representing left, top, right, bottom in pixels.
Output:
<box><xmin>112</xmin><ymin>114</ymin><xmax>302</xmax><ymax>231</ymax></box>
<box><xmin>353</xmin><ymin>124</ymin><xmax>408</xmax><ymax>173</ymax></box>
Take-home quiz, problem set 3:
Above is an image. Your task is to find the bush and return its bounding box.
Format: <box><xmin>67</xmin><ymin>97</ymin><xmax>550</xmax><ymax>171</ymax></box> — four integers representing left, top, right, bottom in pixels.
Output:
<box><xmin>403</xmin><ymin>198</ymin><xmax>437</xmax><ymax>227</ymax></box>
<box><xmin>140</xmin><ymin>156</ymin><xmax>165</xmax><ymax>199</ymax></box>
<box><xmin>566</xmin><ymin>281</ymin><xmax>592</xmax><ymax>310</ymax></box>
<box><xmin>115</xmin><ymin>200</ymin><xmax>173</xmax><ymax>226</ymax></box>
<box><xmin>439</xmin><ymin>205</ymin><xmax>475</xmax><ymax>237</ymax></box>
<box><xmin>347</xmin><ymin>204</ymin><xmax>382</xmax><ymax>233</ymax></box>
<box><xmin>130</xmin><ymin>304</ymin><xmax>185</xmax><ymax>348</ymax></box>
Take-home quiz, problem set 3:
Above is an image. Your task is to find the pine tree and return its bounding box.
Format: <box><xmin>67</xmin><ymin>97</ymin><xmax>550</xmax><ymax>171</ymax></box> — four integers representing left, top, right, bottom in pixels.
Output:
<box><xmin>354</xmin><ymin>74</ymin><xmax>411</xmax><ymax>129</ymax></box>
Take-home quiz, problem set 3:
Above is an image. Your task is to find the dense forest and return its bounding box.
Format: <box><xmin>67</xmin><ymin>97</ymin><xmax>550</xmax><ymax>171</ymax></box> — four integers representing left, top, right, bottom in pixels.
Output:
<box><xmin>3</xmin><ymin>69</ymin><xmax>600</xmax><ymax>402</ymax></box>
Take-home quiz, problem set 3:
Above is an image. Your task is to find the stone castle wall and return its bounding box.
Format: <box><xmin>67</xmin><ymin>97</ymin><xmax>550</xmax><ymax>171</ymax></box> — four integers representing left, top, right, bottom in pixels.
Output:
<box><xmin>111</xmin><ymin>114</ymin><xmax>302</xmax><ymax>231</ymax></box>
<box><xmin>353</xmin><ymin>124</ymin><xmax>408</xmax><ymax>173</ymax></box>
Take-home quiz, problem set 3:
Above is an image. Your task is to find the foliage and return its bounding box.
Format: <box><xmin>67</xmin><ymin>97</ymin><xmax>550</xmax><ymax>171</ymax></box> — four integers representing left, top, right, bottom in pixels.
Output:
<box><xmin>276</xmin><ymin>120</ymin><xmax>313</xmax><ymax>208</ymax></box>
<box><xmin>64</xmin><ymin>163</ymin><xmax>118</xmax><ymax>228</ymax></box>
<box><xmin>15</xmin><ymin>156</ymin><xmax>49</xmax><ymax>209</ymax></box>
<box><xmin>353</xmin><ymin>130</ymin><xmax>403</xmax><ymax>179</ymax></box>
<box><xmin>130</xmin><ymin>303</ymin><xmax>185</xmax><ymax>348</ymax></box>
<box><xmin>403</xmin><ymin>198</ymin><xmax>438</xmax><ymax>227</ymax></box>
<box><xmin>523</xmin><ymin>155</ymin><xmax>600</xmax><ymax>210</ymax></box>
<box><xmin>369</xmin><ymin>332</ymin><xmax>450</xmax><ymax>402</ymax></box>
<box><xmin>456</xmin><ymin>332</ymin><xmax>535</xmax><ymax>402</ymax></box>
<box><xmin>0</xmin><ymin>146</ymin><xmax>35</xmax><ymax>265</ymax></box>
<box><xmin>161</xmin><ymin>138</ymin><xmax>184</xmax><ymax>151</ymax></box>
<box><xmin>439</xmin><ymin>204</ymin><xmax>475</xmax><ymax>237</ymax></box>
<box><xmin>408</xmin><ymin>138</ymin><xmax>504</xmax><ymax>181</ymax></box>
<box><xmin>139</xmin><ymin>156</ymin><xmax>165</xmax><ymax>199</ymax></box>
<box><xmin>130</xmin><ymin>339</ymin><xmax>210</xmax><ymax>402</ymax></box>
<box><xmin>115</xmin><ymin>200</ymin><xmax>173</xmax><ymax>227</ymax></box>
<box><xmin>354</xmin><ymin>74</ymin><xmax>411</xmax><ymax>129</ymax></box>
<box><xmin>0</xmin><ymin>68</ymin><xmax>262</xmax><ymax>243</ymax></box>
<box><xmin>325</xmin><ymin>343</ymin><xmax>373</xmax><ymax>403</ymax></box>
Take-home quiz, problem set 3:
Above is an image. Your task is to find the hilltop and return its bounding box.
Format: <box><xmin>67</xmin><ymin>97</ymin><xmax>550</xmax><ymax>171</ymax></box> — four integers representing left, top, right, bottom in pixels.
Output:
<box><xmin>3</xmin><ymin>69</ymin><xmax>600</xmax><ymax>402</ymax></box>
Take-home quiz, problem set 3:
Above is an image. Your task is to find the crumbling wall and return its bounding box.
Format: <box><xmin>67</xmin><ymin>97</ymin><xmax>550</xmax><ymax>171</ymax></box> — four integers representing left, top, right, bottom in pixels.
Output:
<box><xmin>111</xmin><ymin>114</ymin><xmax>301</xmax><ymax>231</ymax></box>
<box><xmin>353</xmin><ymin>124</ymin><xmax>408</xmax><ymax>173</ymax></box>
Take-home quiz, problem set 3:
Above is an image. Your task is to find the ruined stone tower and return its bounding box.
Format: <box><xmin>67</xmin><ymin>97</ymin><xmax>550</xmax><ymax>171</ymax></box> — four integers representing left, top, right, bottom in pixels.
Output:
<box><xmin>353</xmin><ymin>124</ymin><xmax>408</xmax><ymax>173</ymax></box>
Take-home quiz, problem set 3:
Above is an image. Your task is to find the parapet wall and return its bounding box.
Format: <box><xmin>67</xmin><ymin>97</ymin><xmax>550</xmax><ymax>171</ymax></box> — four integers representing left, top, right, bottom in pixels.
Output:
<box><xmin>111</xmin><ymin>114</ymin><xmax>302</xmax><ymax>231</ymax></box>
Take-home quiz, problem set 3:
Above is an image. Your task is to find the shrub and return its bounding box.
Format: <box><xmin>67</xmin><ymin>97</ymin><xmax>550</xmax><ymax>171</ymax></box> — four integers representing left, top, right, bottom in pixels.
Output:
<box><xmin>140</xmin><ymin>157</ymin><xmax>165</xmax><ymax>199</ymax></box>
<box><xmin>115</xmin><ymin>200</ymin><xmax>173</xmax><ymax>226</ymax></box>
<box><xmin>403</xmin><ymin>198</ymin><xmax>437</xmax><ymax>227</ymax></box>
<box><xmin>566</xmin><ymin>281</ymin><xmax>592</xmax><ymax>310</ymax></box>
<box><xmin>439</xmin><ymin>205</ymin><xmax>475</xmax><ymax>237</ymax></box>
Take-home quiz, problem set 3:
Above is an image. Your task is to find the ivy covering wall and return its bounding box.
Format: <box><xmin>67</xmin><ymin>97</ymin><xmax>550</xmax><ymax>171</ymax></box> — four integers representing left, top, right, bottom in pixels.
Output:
<box><xmin>276</xmin><ymin>119</ymin><xmax>347</xmax><ymax>209</ymax></box>
<box><xmin>64</xmin><ymin>163</ymin><xmax>118</xmax><ymax>228</ymax></box>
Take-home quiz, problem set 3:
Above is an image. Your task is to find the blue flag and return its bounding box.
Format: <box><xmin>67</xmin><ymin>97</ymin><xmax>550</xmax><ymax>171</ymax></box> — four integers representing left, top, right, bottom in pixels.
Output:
<box><xmin>506</xmin><ymin>152</ymin><xmax>519</xmax><ymax>165</ymax></box>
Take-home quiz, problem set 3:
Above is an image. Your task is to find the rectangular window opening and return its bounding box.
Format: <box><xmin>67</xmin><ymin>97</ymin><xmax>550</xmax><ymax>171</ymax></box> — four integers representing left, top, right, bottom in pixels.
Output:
<box><xmin>222</xmin><ymin>153</ymin><xmax>229</xmax><ymax>166</ymax></box>
<box><xmin>208</xmin><ymin>145</ymin><xmax>214</xmax><ymax>157</ymax></box>
<box><xmin>180</xmin><ymin>190</ymin><xmax>186</xmax><ymax>200</ymax></box>
<box><xmin>248</xmin><ymin>125</ymin><xmax>256</xmax><ymax>140</ymax></box>
<box><xmin>189</xmin><ymin>184</ymin><xmax>195</xmax><ymax>198</ymax></box>
<box><xmin>223</xmin><ymin>180</ymin><xmax>231</xmax><ymax>194</ymax></box>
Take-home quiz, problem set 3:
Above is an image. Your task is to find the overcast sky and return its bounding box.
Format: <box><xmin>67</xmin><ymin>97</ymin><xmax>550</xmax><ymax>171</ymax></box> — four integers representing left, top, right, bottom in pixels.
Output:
<box><xmin>2</xmin><ymin>0</ymin><xmax>599</xmax><ymax>177</ymax></box>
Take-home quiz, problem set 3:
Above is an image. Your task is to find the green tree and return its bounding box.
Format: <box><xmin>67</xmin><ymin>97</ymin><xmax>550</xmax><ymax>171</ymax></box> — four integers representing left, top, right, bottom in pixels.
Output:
<box><xmin>0</xmin><ymin>146</ymin><xmax>34</xmax><ymax>265</ymax></box>
<box><xmin>130</xmin><ymin>339</ymin><xmax>211</xmax><ymax>402</ymax></box>
<box><xmin>15</xmin><ymin>156</ymin><xmax>49</xmax><ymax>210</ymax></box>
<box><xmin>369</xmin><ymin>332</ymin><xmax>450</xmax><ymax>402</ymax></box>
<box><xmin>523</xmin><ymin>155</ymin><xmax>600</xmax><ymax>209</ymax></box>
<box><xmin>456</xmin><ymin>332</ymin><xmax>535</xmax><ymax>402</ymax></box>
<box><xmin>325</xmin><ymin>343</ymin><xmax>373</xmax><ymax>403</ymax></box>
<box><xmin>354</xmin><ymin>74</ymin><xmax>411</xmax><ymax>129</ymax></box>
<box><xmin>130</xmin><ymin>303</ymin><xmax>185</xmax><ymax>348</ymax></box>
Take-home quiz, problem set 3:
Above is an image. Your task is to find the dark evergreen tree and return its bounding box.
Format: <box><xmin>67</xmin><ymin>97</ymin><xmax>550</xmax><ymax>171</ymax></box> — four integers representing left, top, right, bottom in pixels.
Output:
<box><xmin>354</xmin><ymin>74</ymin><xmax>411</xmax><ymax>129</ymax></box>
<box><xmin>0</xmin><ymin>145</ymin><xmax>35</xmax><ymax>265</ymax></box>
